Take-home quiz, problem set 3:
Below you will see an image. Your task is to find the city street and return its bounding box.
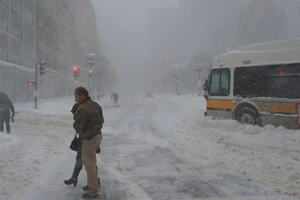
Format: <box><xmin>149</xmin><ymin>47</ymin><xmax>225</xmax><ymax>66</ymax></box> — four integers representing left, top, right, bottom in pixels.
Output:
<box><xmin>1</xmin><ymin>95</ymin><xmax>298</xmax><ymax>200</ymax></box>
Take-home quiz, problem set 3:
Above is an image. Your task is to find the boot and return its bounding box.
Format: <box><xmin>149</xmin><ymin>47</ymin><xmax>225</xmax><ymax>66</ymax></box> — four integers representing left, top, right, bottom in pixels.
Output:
<box><xmin>82</xmin><ymin>192</ymin><xmax>100</xmax><ymax>199</ymax></box>
<box><xmin>82</xmin><ymin>178</ymin><xmax>100</xmax><ymax>191</ymax></box>
<box><xmin>6</xmin><ymin>124</ymin><xmax>10</xmax><ymax>134</ymax></box>
<box><xmin>64</xmin><ymin>162</ymin><xmax>82</xmax><ymax>186</ymax></box>
<box><xmin>64</xmin><ymin>178</ymin><xmax>78</xmax><ymax>186</ymax></box>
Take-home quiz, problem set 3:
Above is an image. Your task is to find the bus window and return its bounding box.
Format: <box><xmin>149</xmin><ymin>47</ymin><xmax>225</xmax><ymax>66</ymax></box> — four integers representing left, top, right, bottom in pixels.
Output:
<box><xmin>265</xmin><ymin>75</ymin><xmax>300</xmax><ymax>98</ymax></box>
<box><xmin>234</xmin><ymin>64</ymin><xmax>300</xmax><ymax>98</ymax></box>
<box><xmin>234</xmin><ymin>66</ymin><xmax>265</xmax><ymax>98</ymax></box>
<box><xmin>209</xmin><ymin>68</ymin><xmax>230</xmax><ymax>96</ymax></box>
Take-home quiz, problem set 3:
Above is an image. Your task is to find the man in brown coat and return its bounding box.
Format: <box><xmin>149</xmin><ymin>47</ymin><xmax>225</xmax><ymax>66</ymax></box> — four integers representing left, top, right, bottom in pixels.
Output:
<box><xmin>73</xmin><ymin>87</ymin><xmax>104</xmax><ymax>199</ymax></box>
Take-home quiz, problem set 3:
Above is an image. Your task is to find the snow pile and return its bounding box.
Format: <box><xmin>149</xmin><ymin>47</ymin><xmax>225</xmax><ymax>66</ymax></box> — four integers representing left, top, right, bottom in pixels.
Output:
<box><xmin>169</xmin><ymin>100</ymin><xmax>300</xmax><ymax>197</ymax></box>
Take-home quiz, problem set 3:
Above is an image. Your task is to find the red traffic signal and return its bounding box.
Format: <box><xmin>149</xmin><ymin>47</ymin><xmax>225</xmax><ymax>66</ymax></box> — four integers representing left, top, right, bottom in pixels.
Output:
<box><xmin>28</xmin><ymin>80</ymin><xmax>35</xmax><ymax>87</ymax></box>
<box><xmin>72</xmin><ymin>65</ymin><xmax>79</xmax><ymax>72</ymax></box>
<box><xmin>72</xmin><ymin>66</ymin><xmax>80</xmax><ymax>79</ymax></box>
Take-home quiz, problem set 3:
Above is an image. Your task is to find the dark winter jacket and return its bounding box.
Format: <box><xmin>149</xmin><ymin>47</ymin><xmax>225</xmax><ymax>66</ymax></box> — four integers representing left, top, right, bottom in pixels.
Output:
<box><xmin>73</xmin><ymin>98</ymin><xmax>104</xmax><ymax>140</ymax></box>
<box><xmin>71</xmin><ymin>103</ymin><xmax>79</xmax><ymax>115</ymax></box>
<box><xmin>0</xmin><ymin>94</ymin><xmax>15</xmax><ymax>117</ymax></box>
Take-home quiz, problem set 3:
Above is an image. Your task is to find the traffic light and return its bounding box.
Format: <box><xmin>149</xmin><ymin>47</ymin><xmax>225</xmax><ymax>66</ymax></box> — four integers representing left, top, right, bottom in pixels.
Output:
<box><xmin>28</xmin><ymin>80</ymin><xmax>35</xmax><ymax>87</ymax></box>
<box><xmin>72</xmin><ymin>65</ymin><xmax>80</xmax><ymax>79</ymax></box>
<box><xmin>40</xmin><ymin>61</ymin><xmax>46</xmax><ymax>76</ymax></box>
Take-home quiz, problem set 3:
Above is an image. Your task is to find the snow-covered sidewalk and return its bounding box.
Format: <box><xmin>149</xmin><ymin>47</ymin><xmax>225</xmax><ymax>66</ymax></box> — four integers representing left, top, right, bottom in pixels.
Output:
<box><xmin>0</xmin><ymin>125</ymin><xmax>73</xmax><ymax>199</ymax></box>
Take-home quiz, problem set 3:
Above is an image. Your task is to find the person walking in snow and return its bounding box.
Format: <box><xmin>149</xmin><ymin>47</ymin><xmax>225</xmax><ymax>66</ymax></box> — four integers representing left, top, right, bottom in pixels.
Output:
<box><xmin>0</xmin><ymin>92</ymin><xmax>15</xmax><ymax>134</ymax></box>
<box><xmin>64</xmin><ymin>103</ymin><xmax>100</xmax><ymax>192</ymax></box>
<box><xmin>111</xmin><ymin>92</ymin><xmax>120</xmax><ymax>108</ymax></box>
<box><xmin>73</xmin><ymin>87</ymin><xmax>104</xmax><ymax>199</ymax></box>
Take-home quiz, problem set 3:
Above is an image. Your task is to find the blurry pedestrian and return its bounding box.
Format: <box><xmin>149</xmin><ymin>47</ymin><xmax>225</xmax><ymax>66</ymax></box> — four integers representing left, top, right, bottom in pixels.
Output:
<box><xmin>111</xmin><ymin>92</ymin><xmax>120</xmax><ymax>108</ymax></box>
<box><xmin>0</xmin><ymin>92</ymin><xmax>15</xmax><ymax>134</ymax></box>
<box><xmin>73</xmin><ymin>87</ymin><xmax>104</xmax><ymax>199</ymax></box>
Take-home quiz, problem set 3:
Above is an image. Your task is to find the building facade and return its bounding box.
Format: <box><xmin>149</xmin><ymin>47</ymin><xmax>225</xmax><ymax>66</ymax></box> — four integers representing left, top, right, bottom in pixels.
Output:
<box><xmin>0</xmin><ymin>0</ymin><xmax>35</xmax><ymax>101</ymax></box>
<box><xmin>0</xmin><ymin>0</ymin><xmax>98</xmax><ymax>101</ymax></box>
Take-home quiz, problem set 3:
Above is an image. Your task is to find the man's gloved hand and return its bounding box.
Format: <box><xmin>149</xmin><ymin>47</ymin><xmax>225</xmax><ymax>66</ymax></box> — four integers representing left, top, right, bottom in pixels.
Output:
<box><xmin>11</xmin><ymin>114</ymin><xmax>15</xmax><ymax>122</ymax></box>
<box><xmin>96</xmin><ymin>147</ymin><xmax>101</xmax><ymax>154</ymax></box>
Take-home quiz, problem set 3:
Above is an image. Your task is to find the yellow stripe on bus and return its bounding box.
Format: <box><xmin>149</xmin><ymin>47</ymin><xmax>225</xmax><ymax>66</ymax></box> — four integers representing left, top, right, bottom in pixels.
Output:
<box><xmin>207</xmin><ymin>100</ymin><xmax>237</xmax><ymax>110</ymax></box>
<box><xmin>256</xmin><ymin>102</ymin><xmax>296</xmax><ymax>114</ymax></box>
<box><xmin>208</xmin><ymin>100</ymin><xmax>297</xmax><ymax>114</ymax></box>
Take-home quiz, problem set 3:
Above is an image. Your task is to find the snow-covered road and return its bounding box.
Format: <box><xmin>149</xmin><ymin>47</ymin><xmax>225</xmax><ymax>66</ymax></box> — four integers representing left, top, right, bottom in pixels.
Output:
<box><xmin>1</xmin><ymin>95</ymin><xmax>299</xmax><ymax>200</ymax></box>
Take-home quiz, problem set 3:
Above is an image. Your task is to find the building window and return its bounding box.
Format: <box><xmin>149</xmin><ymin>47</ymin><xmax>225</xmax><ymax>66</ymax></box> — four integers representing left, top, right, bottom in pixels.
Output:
<box><xmin>0</xmin><ymin>31</ymin><xmax>8</xmax><ymax>61</ymax></box>
<box><xmin>24</xmin><ymin>20</ymin><xmax>33</xmax><ymax>45</ymax></box>
<box><xmin>0</xmin><ymin>1</ymin><xmax>8</xmax><ymax>31</ymax></box>
<box><xmin>24</xmin><ymin>8</ymin><xmax>33</xmax><ymax>23</ymax></box>
<box><xmin>23</xmin><ymin>44</ymin><xmax>33</xmax><ymax>67</ymax></box>
<box><xmin>11</xmin><ymin>9</ymin><xmax>22</xmax><ymax>39</ymax></box>
<box><xmin>24</xmin><ymin>0</ymin><xmax>33</xmax><ymax>12</ymax></box>
<box><xmin>11</xmin><ymin>0</ymin><xmax>22</xmax><ymax>12</ymax></box>
<box><xmin>9</xmin><ymin>38</ymin><xmax>22</xmax><ymax>65</ymax></box>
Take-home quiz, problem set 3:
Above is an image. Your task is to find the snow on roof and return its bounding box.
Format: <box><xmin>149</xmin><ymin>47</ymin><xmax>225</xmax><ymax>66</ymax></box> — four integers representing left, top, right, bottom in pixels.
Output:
<box><xmin>235</xmin><ymin>38</ymin><xmax>300</xmax><ymax>52</ymax></box>
<box><xmin>212</xmin><ymin>38</ymin><xmax>300</xmax><ymax>68</ymax></box>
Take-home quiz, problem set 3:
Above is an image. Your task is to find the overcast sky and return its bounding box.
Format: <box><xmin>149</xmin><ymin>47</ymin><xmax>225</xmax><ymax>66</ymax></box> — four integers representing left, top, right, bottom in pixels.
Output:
<box><xmin>91</xmin><ymin>0</ymin><xmax>178</xmax><ymax>92</ymax></box>
<box><xmin>91</xmin><ymin>0</ymin><xmax>178</xmax><ymax>67</ymax></box>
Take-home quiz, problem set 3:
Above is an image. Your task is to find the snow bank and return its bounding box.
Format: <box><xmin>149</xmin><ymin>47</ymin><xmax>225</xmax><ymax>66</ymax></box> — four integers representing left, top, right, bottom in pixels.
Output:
<box><xmin>165</xmin><ymin>96</ymin><xmax>300</xmax><ymax>197</ymax></box>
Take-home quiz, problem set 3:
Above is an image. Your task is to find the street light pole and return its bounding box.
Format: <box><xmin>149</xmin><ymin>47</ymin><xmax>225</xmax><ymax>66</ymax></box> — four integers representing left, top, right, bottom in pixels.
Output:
<box><xmin>169</xmin><ymin>64</ymin><xmax>180</xmax><ymax>96</ymax></box>
<box><xmin>195</xmin><ymin>64</ymin><xmax>202</xmax><ymax>96</ymax></box>
<box><xmin>34</xmin><ymin>61</ymin><xmax>38</xmax><ymax>109</ymax></box>
<box><xmin>34</xmin><ymin>61</ymin><xmax>46</xmax><ymax>109</ymax></box>
<box><xmin>175</xmin><ymin>74</ymin><xmax>179</xmax><ymax>96</ymax></box>
<box><xmin>86</xmin><ymin>52</ymin><xmax>95</xmax><ymax>96</ymax></box>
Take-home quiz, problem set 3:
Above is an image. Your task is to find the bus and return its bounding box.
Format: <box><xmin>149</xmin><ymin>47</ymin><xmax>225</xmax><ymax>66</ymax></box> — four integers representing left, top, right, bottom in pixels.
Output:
<box><xmin>204</xmin><ymin>39</ymin><xmax>300</xmax><ymax>129</ymax></box>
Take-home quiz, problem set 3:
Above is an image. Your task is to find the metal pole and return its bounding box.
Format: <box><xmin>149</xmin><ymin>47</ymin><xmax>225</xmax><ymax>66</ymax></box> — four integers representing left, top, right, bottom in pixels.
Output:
<box><xmin>175</xmin><ymin>75</ymin><xmax>179</xmax><ymax>96</ymax></box>
<box><xmin>34</xmin><ymin>61</ymin><xmax>38</xmax><ymax>109</ymax></box>
<box><xmin>88</xmin><ymin>64</ymin><xmax>92</xmax><ymax>94</ymax></box>
<box><xmin>86</xmin><ymin>53</ymin><xmax>95</xmax><ymax>96</ymax></box>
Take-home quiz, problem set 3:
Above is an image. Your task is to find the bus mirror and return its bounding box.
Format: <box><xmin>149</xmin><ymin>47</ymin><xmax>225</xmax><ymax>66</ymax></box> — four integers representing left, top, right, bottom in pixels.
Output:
<box><xmin>203</xmin><ymin>80</ymin><xmax>209</xmax><ymax>91</ymax></box>
<box><xmin>204</xmin><ymin>93</ymin><xmax>208</xmax><ymax>99</ymax></box>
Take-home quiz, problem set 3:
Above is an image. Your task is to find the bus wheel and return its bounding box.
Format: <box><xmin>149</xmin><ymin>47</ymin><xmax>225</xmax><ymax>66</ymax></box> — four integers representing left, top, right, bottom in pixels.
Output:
<box><xmin>236</xmin><ymin>107</ymin><xmax>258</xmax><ymax>125</ymax></box>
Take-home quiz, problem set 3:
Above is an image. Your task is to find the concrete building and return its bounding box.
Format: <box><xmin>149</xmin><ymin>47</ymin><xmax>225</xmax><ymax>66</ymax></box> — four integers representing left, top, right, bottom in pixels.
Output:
<box><xmin>0</xmin><ymin>0</ymin><xmax>35</xmax><ymax>101</ymax></box>
<box><xmin>0</xmin><ymin>0</ymin><xmax>98</xmax><ymax>101</ymax></box>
